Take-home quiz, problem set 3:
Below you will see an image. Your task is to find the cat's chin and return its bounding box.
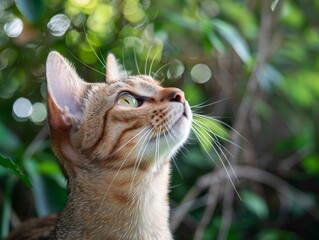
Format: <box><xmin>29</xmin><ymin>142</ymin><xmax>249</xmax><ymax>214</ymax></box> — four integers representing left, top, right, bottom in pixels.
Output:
<box><xmin>146</xmin><ymin>110</ymin><xmax>192</xmax><ymax>166</ymax></box>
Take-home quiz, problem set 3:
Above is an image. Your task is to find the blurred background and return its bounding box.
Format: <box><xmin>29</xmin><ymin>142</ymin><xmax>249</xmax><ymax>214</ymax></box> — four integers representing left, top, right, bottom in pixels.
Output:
<box><xmin>1</xmin><ymin>0</ymin><xmax>319</xmax><ymax>239</ymax></box>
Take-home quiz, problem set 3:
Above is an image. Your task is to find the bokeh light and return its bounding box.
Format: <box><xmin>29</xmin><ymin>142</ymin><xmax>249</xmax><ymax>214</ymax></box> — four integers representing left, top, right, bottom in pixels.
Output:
<box><xmin>4</xmin><ymin>18</ymin><xmax>23</xmax><ymax>37</ymax></box>
<box><xmin>191</xmin><ymin>63</ymin><xmax>212</xmax><ymax>84</ymax></box>
<box><xmin>30</xmin><ymin>102</ymin><xmax>47</xmax><ymax>124</ymax></box>
<box><xmin>12</xmin><ymin>97</ymin><xmax>32</xmax><ymax>121</ymax></box>
<box><xmin>47</xmin><ymin>14</ymin><xmax>70</xmax><ymax>37</ymax></box>
<box><xmin>167</xmin><ymin>60</ymin><xmax>185</xmax><ymax>80</ymax></box>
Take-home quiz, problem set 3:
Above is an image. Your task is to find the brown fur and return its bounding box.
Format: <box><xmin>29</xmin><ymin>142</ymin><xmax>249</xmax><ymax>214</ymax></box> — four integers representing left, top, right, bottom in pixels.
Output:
<box><xmin>7</xmin><ymin>51</ymin><xmax>192</xmax><ymax>240</ymax></box>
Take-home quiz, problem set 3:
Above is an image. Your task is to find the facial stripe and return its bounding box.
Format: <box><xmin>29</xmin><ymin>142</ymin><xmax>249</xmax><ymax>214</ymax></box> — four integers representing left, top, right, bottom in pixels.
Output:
<box><xmin>84</xmin><ymin>108</ymin><xmax>111</xmax><ymax>153</ymax></box>
<box><xmin>108</xmin><ymin>122</ymin><xmax>144</xmax><ymax>157</ymax></box>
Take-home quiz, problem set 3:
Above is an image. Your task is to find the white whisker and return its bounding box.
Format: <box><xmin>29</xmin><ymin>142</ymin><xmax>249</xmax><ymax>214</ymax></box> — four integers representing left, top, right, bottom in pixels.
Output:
<box><xmin>192</xmin><ymin>123</ymin><xmax>242</xmax><ymax>200</ymax></box>
<box><xmin>84</xmin><ymin>28</ymin><xmax>107</xmax><ymax>70</ymax></box>
<box><xmin>192</xmin><ymin>120</ymin><xmax>239</xmax><ymax>182</ymax></box>
<box><xmin>153</xmin><ymin>60</ymin><xmax>174</xmax><ymax>79</ymax></box>
<box><xmin>130</xmin><ymin>130</ymin><xmax>154</xmax><ymax>191</ymax></box>
<box><xmin>145</xmin><ymin>45</ymin><xmax>153</xmax><ymax>76</ymax></box>
<box><xmin>134</xmin><ymin>48</ymin><xmax>141</xmax><ymax>75</ymax></box>
<box><xmin>163</xmin><ymin>125</ymin><xmax>183</xmax><ymax>179</ymax></box>
<box><xmin>66</xmin><ymin>49</ymin><xmax>106</xmax><ymax>77</ymax></box>
<box><xmin>190</xmin><ymin>97</ymin><xmax>230</xmax><ymax>110</ymax></box>
<box><xmin>149</xmin><ymin>49</ymin><xmax>160</xmax><ymax>76</ymax></box>
<box><xmin>194</xmin><ymin>113</ymin><xmax>248</xmax><ymax>144</ymax></box>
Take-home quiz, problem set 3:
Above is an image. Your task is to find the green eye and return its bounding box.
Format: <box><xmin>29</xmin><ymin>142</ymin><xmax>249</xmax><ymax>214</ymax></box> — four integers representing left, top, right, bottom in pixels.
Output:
<box><xmin>117</xmin><ymin>93</ymin><xmax>139</xmax><ymax>108</ymax></box>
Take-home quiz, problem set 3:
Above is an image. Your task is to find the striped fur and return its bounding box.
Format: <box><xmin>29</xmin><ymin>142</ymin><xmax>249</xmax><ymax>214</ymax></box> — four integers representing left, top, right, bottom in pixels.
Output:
<box><xmin>8</xmin><ymin>51</ymin><xmax>192</xmax><ymax>240</ymax></box>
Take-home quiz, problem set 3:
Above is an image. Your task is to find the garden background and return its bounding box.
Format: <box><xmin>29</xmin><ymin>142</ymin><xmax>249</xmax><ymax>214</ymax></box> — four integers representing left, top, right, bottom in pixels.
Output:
<box><xmin>1</xmin><ymin>0</ymin><xmax>319</xmax><ymax>239</ymax></box>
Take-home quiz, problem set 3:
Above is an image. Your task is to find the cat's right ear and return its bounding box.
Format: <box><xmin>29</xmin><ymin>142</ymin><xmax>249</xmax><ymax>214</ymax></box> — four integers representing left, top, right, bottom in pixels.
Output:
<box><xmin>105</xmin><ymin>53</ymin><xmax>127</xmax><ymax>83</ymax></box>
<box><xmin>46</xmin><ymin>51</ymin><xmax>86</xmax><ymax>130</ymax></box>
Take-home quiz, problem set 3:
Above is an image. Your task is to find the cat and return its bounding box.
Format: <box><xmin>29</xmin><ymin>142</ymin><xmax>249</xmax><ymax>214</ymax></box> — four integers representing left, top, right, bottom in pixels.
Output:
<box><xmin>7</xmin><ymin>51</ymin><xmax>192</xmax><ymax>239</ymax></box>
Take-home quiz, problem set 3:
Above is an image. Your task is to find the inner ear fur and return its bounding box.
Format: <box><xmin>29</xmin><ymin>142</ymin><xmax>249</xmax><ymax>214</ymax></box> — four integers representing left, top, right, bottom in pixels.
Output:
<box><xmin>46</xmin><ymin>51</ymin><xmax>87</xmax><ymax>130</ymax></box>
<box><xmin>105</xmin><ymin>53</ymin><xmax>127</xmax><ymax>83</ymax></box>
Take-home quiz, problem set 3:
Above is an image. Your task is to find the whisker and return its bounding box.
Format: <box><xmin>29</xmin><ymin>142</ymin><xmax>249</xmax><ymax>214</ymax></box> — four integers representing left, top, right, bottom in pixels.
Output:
<box><xmin>190</xmin><ymin>97</ymin><xmax>230</xmax><ymax>110</ymax></box>
<box><xmin>108</xmin><ymin>127</ymin><xmax>149</xmax><ymax>158</ymax></box>
<box><xmin>83</xmin><ymin>27</ymin><xmax>107</xmax><ymax>69</ymax></box>
<box><xmin>96</xmin><ymin>128</ymin><xmax>152</xmax><ymax>222</ymax></box>
<box><xmin>191</xmin><ymin>125</ymin><xmax>217</xmax><ymax>166</ymax></box>
<box><xmin>155</xmin><ymin>128</ymin><xmax>161</xmax><ymax>168</ymax></box>
<box><xmin>192</xmin><ymin>118</ymin><xmax>243</xmax><ymax>154</ymax></box>
<box><xmin>192</xmin><ymin>120</ymin><xmax>239</xmax><ymax>182</ymax></box>
<box><xmin>149</xmin><ymin>49</ymin><xmax>160</xmax><ymax>76</ymax></box>
<box><xmin>190</xmin><ymin>99</ymin><xmax>214</xmax><ymax>109</ymax></box>
<box><xmin>192</xmin><ymin>124</ymin><xmax>242</xmax><ymax>200</ymax></box>
<box><xmin>130</xmin><ymin>130</ymin><xmax>154</xmax><ymax>191</ymax></box>
<box><xmin>153</xmin><ymin>60</ymin><xmax>175</xmax><ymax>79</ymax></box>
<box><xmin>193</xmin><ymin>113</ymin><xmax>248</xmax><ymax>144</ymax></box>
<box><xmin>66</xmin><ymin>49</ymin><xmax>106</xmax><ymax>77</ymax></box>
<box><xmin>163</xmin><ymin>126</ymin><xmax>183</xmax><ymax>179</ymax></box>
<box><xmin>134</xmin><ymin>48</ymin><xmax>141</xmax><ymax>75</ymax></box>
<box><xmin>122</xmin><ymin>44</ymin><xmax>129</xmax><ymax>78</ymax></box>
<box><xmin>145</xmin><ymin>45</ymin><xmax>153</xmax><ymax>76</ymax></box>
<box><xmin>106</xmin><ymin>128</ymin><xmax>152</xmax><ymax>192</ymax></box>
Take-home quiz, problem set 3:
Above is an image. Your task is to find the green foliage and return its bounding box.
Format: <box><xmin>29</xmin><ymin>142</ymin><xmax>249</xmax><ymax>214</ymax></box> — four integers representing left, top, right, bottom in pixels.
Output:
<box><xmin>1</xmin><ymin>0</ymin><xmax>319</xmax><ymax>239</ymax></box>
<box><xmin>0</xmin><ymin>154</ymin><xmax>32</xmax><ymax>188</ymax></box>
<box><xmin>302</xmin><ymin>154</ymin><xmax>319</xmax><ymax>174</ymax></box>
<box><xmin>242</xmin><ymin>190</ymin><xmax>269</xmax><ymax>219</ymax></box>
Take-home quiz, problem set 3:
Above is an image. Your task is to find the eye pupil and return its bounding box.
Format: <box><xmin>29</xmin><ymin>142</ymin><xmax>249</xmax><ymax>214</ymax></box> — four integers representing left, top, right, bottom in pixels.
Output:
<box><xmin>117</xmin><ymin>93</ymin><xmax>141</xmax><ymax>108</ymax></box>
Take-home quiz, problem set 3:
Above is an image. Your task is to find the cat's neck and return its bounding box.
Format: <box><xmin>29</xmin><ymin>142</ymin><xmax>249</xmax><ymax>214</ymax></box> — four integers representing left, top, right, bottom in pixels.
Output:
<box><xmin>54</xmin><ymin>160</ymin><xmax>173</xmax><ymax>240</ymax></box>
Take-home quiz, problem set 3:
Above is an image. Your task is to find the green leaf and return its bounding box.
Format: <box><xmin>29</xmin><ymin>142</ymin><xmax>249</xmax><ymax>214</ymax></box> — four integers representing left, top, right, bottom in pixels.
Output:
<box><xmin>302</xmin><ymin>154</ymin><xmax>319</xmax><ymax>174</ymax></box>
<box><xmin>271</xmin><ymin>0</ymin><xmax>280</xmax><ymax>12</ymax></box>
<box><xmin>242</xmin><ymin>190</ymin><xmax>269</xmax><ymax>219</ymax></box>
<box><xmin>0</xmin><ymin>154</ymin><xmax>32</xmax><ymax>188</ymax></box>
<box><xmin>0</xmin><ymin>122</ymin><xmax>21</xmax><ymax>151</ymax></box>
<box><xmin>15</xmin><ymin>0</ymin><xmax>44</xmax><ymax>23</ymax></box>
<box><xmin>212</xmin><ymin>19</ymin><xmax>251</xmax><ymax>63</ymax></box>
<box><xmin>258</xmin><ymin>229</ymin><xmax>298</xmax><ymax>240</ymax></box>
<box><xmin>192</xmin><ymin>115</ymin><xmax>229</xmax><ymax>152</ymax></box>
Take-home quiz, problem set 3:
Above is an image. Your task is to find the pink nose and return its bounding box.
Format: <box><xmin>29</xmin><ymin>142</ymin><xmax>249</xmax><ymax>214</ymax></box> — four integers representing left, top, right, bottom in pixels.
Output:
<box><xmin>160</xmin><ymin>88</ymin><xmax>185</xmax><ymax>104</ymax></box>
<box><xmin>170</xmin><ymin>90</ymin><xmax>185</xmax><ymax>103</ymax></box>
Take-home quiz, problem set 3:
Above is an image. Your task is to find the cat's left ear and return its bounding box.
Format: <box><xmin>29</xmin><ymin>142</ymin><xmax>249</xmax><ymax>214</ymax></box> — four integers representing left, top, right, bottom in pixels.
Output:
<box><xmin>105</xmin><ymin>53</ymin><xmax>126</xmax><ymax>83</ymax></box>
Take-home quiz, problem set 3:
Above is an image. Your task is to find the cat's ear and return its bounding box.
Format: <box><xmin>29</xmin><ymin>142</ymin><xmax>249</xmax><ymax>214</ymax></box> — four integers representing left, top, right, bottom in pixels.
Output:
<box><xmin>46</xmin><ymin>51</ymin><xmax>86</xmax><ymax>130</ymax></box>
<box><xmin>105</xmin><ymin>53</ymin><xmax>126</xmax><ymax>83</ymax></box>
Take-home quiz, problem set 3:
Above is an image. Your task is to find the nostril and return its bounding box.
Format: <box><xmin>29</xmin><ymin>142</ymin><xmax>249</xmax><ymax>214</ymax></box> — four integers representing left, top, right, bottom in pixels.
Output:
<box><xmin>171</xmin><ymin>91</ymin><xmax>185</xmax><ymax>103</ymax></box>
<box><xmin>173</xmin><ymin>94</ymin><xmax>181</xmax><ymax>102</ymax></box>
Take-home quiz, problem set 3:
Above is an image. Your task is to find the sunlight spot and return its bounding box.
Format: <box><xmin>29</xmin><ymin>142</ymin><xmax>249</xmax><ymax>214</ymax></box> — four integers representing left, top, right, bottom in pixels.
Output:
<box><xmin>47</xmin><ymin>14</ymin><xmax>70</xmax><ymax>37</ymax></box>
<box><xmin>87</xmin><ymin>3</ymin><xmax>114</xmax><ymax>33</ymax></box>
<box><xmin>73</xmin><ymin>0</ymin><xmax>91</xmax><ymax>7</ymax></box>
<box><xmin>124</xmin><ymin>36</ymin><xmax>144</xmax><ymax>53</ymax></box>
<box><xmin>191</xmin><ymin>64</ymin><xmax>212</xmax><ymax>84</ymax></box>
<box><xmin>66</xmin><ymin>0</ymin><xmax>98</xmax><ymax>15</ymax></box>
<box><xmin>167</xmin><ymin>60</ymin><xmax>185</xmax><ymax>80</ymax></box>
<box><xmin>30</xmin><ymin>102</ymin><xmax>47</xmax><ymax>124</ymax></box>
<box><xmin>123</xmin><ymin>1</ymin><xmax>145</xmax><ymax>22</ymax></box>
<box><xmin>4</xmin><ymin>18</ymin><xmax>23</xmax><ymax>37</ymax></box>
<box><xmin>13</xmin><ymin>97</ymin><xmax>32</xmax><ymax>121</ymax></box>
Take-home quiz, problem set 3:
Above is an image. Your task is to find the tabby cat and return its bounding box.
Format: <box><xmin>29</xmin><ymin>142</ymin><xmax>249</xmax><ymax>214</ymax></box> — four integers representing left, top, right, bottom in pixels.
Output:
<box><xmin>8</xmin><ymin>51</ymin><xmax>192</xmax><ymax>239</ymax></box>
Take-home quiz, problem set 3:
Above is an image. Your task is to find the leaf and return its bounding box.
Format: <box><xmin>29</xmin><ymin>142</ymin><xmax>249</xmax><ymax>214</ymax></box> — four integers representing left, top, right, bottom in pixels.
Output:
<box><xmin>15</xmin><ymin>0</ymin><xmax>44</xmax><ymax>23</ymax></box>
<box><xmin>0</xmin><ymin>122</ymin><xmax>21</xmax><ymax>151</ymax></box>
<box><xmin>302</xmin><ymin>154</ymin><xmax>319</xmax><ymax>174</ymax></box>
<box><xmin>192</xmin><ymin>115</ymin><xmax>229</xmax><ymax>152</ymax></box>
<box><xmin>212</xmin><ymin>19</ymin><xmax>251</xmax><ymax>63</ymax></box>
<box><xmin>271</xmin><ymin>0</ymin><xmax>280</xmax><ymax>12</ymax></box>
<box><xmin>0</xmin><ymin>153</ymin><xmax>32</xmax><ymax>188</ymax></box>
<box><xmin>242</xmin><ymin>190</ymin><xmax>269</xmax><ymax>219</ymax></box>
<box><xmin>258</xmin><ymin>229</ymin><xmax>298</xmax><ymax>240</ymax></box>
<box><xmin>164</xmin><ymin>12</ymin><xmax>198</xmax><ymax>31</ymax></box>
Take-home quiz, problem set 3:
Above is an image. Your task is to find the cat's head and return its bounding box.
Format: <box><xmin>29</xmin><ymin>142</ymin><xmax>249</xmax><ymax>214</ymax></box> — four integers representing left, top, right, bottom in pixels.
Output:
<box><xmin>46</xmin><ymin>51</ymin><xmax>192</xmax><ymax>180</ymax></box>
